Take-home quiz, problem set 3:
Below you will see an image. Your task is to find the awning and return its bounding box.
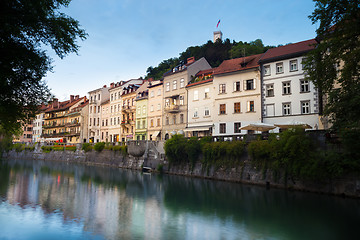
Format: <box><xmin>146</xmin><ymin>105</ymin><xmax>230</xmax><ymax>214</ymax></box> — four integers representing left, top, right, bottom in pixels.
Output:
<box><xmin>153</xmin><ymin>131</ymin><xmax>161</xmax><ymax>137</ymax></box>
<box><xmin>240</xmin><ymin>123</ymin><xmax>276</xmax><ymax>132</ymax></box>
<box><xmin>275</xmin><ymin>122</ymin><xmax>312</xmax><ymax>129</ymax></box>
<box><xmin>184</xmin><ymin>126</ymin><xmax>211</xmax><ymax>132</ymax></box>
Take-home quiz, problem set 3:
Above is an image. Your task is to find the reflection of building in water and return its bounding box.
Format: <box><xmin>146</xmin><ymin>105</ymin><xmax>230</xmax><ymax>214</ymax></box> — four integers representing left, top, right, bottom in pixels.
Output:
<box><xmin>6</xmin><ymin>170</ymin><xmax>31</xmax><ymax>206</ymax></box>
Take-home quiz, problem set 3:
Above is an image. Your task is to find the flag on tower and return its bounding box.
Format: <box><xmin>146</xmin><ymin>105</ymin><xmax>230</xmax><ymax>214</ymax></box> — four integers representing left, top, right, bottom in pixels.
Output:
<box><xmin>216</xmin><ymin>19</ymin><xmax>220</xmax><ymax>28</ymax></box>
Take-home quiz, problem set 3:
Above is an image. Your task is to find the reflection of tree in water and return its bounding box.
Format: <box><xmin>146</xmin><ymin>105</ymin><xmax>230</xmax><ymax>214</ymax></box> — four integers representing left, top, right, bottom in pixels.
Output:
<box><xmin>163</xmin><ymin>175</ymin><xmax>360</xmax><ymax>240</ymax></box>
<box><xmin>0</xmin><ymin>161</ymin><xmax>10</xmax><ymax>199</ymax></box>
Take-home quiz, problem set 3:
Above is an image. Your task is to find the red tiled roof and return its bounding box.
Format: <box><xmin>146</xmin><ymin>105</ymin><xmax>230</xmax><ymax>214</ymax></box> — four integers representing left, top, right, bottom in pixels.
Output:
<box><xmin>259</xmin><ymin>39</ymin><xmax>317</xmax><ymax>63</ymax></box>
<box><xmin>45</xmin><ymin>97</ymin><xmax>85</xmax><ymax>113</ymax></box>
<box><xmin>213</xmin><ymin>54</ymin><xmax>262</xmax><ymax>75</ymax></box>
<box><xmin>186</xmin><ymin>78</ymin><xmax>213</xmax><ymax>88</ymax></box>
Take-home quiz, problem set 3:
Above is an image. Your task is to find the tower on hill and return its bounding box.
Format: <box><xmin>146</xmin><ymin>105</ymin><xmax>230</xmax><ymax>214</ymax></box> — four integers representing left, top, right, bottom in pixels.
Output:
<box><xmin>213</xmin><ymin>31</ymin><xmax>222</xmax><ymax>42</ymax></box>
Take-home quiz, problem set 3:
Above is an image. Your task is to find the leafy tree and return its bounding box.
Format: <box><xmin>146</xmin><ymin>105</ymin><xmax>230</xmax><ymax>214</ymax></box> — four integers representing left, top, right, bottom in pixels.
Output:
<box><xmin>0</xmin><ymin>0</ymin><xmax>87</xmax><ymax>135</ymax></box>
<box><xmin>304</xmin><ymin>0</ymin><xmax>360</xmax><ymax>130</ymax></box>
<box><xmin>304</xmin><ymin>0</ymin><xmax>360</xmax><ymax>161</ymax></box>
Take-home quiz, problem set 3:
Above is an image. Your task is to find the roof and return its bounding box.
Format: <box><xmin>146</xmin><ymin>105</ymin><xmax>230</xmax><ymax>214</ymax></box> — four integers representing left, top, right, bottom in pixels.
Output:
<box><xmin>163</xmin><ymin>57</ymin><xmax>206</xmax><ymax>77</ymax></box>
<box><xmin>259</xmin><ymin>39</ymin><xmax>317</xmax><ymax>63</ymax></box>
<box><xmin>45</xmin><ymin>97</ymin><xmax>85</xmax><ymax>113</ymax></box>
<box><xmin>195</xmin><ymin>68</ymin><xmax>213</xmax><ymax>77</ymax></box>
<box><xmin>213</xmin><ymin>54</ymin><xmax>262</xmax><ymax>75</ymax></box>
<box><xmin>186</xmin><ymin>79</ymin><xmax>213</xmax><ymax>88</ymax></box>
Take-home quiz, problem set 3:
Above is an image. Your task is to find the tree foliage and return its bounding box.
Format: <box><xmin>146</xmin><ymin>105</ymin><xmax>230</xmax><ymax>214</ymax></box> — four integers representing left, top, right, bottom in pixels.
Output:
<box><xmin>303</xmin><ymin>0</ymin><xmax>360</xmax><ymax>131</ymax></box>
<box><xmin>0</xmin><ymin>0</ymin><xmax>87</xmax><ymax>134</ymax></box>
<box><xmin>146</xmin><ymin>38</ymin><xmax>273</xmax><ymax>80</ymax></box>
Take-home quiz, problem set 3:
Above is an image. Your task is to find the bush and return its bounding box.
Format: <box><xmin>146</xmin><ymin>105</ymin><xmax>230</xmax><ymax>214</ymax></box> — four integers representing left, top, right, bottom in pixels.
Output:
<box><xmin>186</xmin><ymin>137</ymin><xmax>201</xmax><ymax>166</ymax></box>
<box><xmin>164</xmin><ymin>134</ymin><xmax>187</xmax><ymax>164</ymax></box>
<box><xmin>13</xmin><ymin>143</ymin><xmax>24</xmax><ymax>152</ymax></box>
<box><xmin>41</xmin><ymin>145</ymin><xmax>52</xmax><ymax>153</ymax></box>
<box><xmin>94</xmin><ymin>142</ymin><xmax>105</xmax><ymax>152</ymax></box>
<box><xmin>24</xmin><ymin>145</ymin><xmax>35</xmax><ymax>151</ymax></box>
<box><xmin>82</xmin><ymin>143</ymin><xmax>92</xmax><ymax>152</ymax></box>
<box><xmin>52</xmin><ymin>145</ymin><xmax>64</xmax><ymax>151</ymax></box>
<box><xmin>65</xmin><ymin>145</ymin><xmax>77</xmax><ymax>151</ymax></box>
<box><xmin>157</xmin><ymin>164</ymin><xmax>164</xmax><ymax>173</ymax></box>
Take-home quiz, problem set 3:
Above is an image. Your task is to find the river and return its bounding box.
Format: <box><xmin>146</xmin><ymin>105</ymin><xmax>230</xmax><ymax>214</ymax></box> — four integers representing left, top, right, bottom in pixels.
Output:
<box><xmin>0</xmin><ymin>159</ymin><xmax>359</xmax><ymax>240</ymax></box>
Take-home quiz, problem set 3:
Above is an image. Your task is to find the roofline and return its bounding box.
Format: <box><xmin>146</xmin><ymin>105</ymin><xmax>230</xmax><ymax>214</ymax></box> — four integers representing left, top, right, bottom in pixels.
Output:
<box><xmin>258</xmin><ymin>50</ymin><xmax>312</xmax><ymax>64</ymax></box>
<box><xmin>213</xmin><ymin>65</ymin><xmax>259</xmax><ymax>76</ymax></box>
<box><xmin>186</xmin><ymin>79</ymin><xmax>213</xmax><ymax>88</ymax></box>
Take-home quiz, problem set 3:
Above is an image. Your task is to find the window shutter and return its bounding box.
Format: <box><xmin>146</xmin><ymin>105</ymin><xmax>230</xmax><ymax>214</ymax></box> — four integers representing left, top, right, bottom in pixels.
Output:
<box><xmin>247</xmin><ymin>101</ymin><xmax>250</xmax><ymax>112</ymax></box>
<box><xmin>253</xmin><ymin>79</ymin><xmax>256</xmax><ymax>89</ymax></box>
<box><xmin>233</xmin><ymin>82</ymin><xmax>236</xmax><ymax>91</ymax></box>
<box><xmin>243</xmin><ymin>80</ymin><xmax>247</xmax><ymax>90</ymax></box>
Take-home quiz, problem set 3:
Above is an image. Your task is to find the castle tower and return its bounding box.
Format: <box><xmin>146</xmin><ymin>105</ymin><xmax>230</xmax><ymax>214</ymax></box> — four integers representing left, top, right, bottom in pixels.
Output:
<box><xmin>213</xmin><ymin>31</ymin><xmax>222</xmax><ymax>42</ymax></box>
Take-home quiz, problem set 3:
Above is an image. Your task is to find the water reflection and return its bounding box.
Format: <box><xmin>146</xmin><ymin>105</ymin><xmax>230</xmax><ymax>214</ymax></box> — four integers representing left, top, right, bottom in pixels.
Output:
<box><xmin>0</xmin><ymin>159</ymin><xmax>359</xmax><ymax>240</ymax></box>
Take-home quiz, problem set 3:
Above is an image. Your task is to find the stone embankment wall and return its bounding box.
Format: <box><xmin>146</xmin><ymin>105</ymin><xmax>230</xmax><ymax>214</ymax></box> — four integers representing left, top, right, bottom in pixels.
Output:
<box><xmin>3</xmin><ymin>140</ymin><xmax>360</xmax><ymax>198</ymax></box>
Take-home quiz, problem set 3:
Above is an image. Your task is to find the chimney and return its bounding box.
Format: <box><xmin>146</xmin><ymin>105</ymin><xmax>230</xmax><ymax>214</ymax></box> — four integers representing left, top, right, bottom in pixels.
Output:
<box><xmin>83</xmin><ymin>96</ymin><xmax>87</xmax><ymax>103</ymax></box>
<box><xmin>148</xmin><ymin>77</ymin><xmax>153</xmax><ymax>82</ymax></box>
<box><xmin>103</xmin><ymin>85</ymin><xmax>107</xmax><ymax>88</ymax></box>
<box><xmin>52</xmin><ymin>98</ymin><xmax>58</xmax><ymax>108</ymax></box>
<box><xmin>187</xmin><ymin>57</ymin><xmax>195</xmax><ymax>64</ymax></box>
<box><xmin>75</xmin><ymin>95</ymin><xmax>79</xmax><ymax>100</ymax></box>
<box><xmin>110</xmin><ymin>82</ymin><xmax>115</xmax><ymax>88</ymax></box>
<box><xmin>70</xmin><ymin>95</ymin><xmax>74</xmax><ymax>103</ymax></box>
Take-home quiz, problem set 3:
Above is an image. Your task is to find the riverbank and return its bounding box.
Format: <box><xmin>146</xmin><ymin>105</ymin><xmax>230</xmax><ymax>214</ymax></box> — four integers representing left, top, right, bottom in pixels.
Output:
<box><xmin>2</xmin><ymin>148</ymin><xmax>360</xmax><ymax>198</ymax></box>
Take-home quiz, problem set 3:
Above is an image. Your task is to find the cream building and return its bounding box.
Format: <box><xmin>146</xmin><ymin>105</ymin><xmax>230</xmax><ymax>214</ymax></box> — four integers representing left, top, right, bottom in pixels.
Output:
<box><xmin>185</xmin><ymin>69</ymin><xmax>214</xmax><ymax>137</ymax></box>
<box><xmin>162</xmin><ymin>57</ymin><xmax>211</xmax><ymax>140</ymax></box>
<box><xmin>147</xmin><ymin>80</ymin><xmax>163</xmax><ymax>141</ymax></box>
<box><xmin>212</xmin><ymin>54</ymin><xmax>262</xmax><ymax>140</ymax></box>
<box><xmin>88</xmin><ymin>85</ymin><xmax>110</xmax><ymax>143</ymax></box>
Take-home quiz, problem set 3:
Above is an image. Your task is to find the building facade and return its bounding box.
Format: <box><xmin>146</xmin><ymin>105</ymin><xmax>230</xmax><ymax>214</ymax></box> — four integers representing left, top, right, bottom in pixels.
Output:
<box><xmin>212</xmin><ymin>54</ymin><xmax>262</xmax><ymax>140</ymax></box>
<box><xmin>88</xmin><ymin>85</ymin><xmax>110</xmax><ymax>143</ymax></box>
<box><xmin>259</xmin><ymin>39</ymin><xmax>321</xmax><ymax>131</ymax></box>
<box><xmin>100</xmin><ymin>100</ymin><xmax>110</xmax><ymax>142</ymax></box>
<box><xmin>162</xmin><ymin>57</ymin><xmax>211</xmax><ymax>140</ymax></box>
<box><xmin>185</xmin><ymin>69</ymin><xmax>214</xmax><ymax>137</ymax></box>
<box><xmin>147</xmin><ymin>80</ymin><xmax>163</xmax><ymax>141</ymax></box>
<box><xmin>135</xmin><ymin>82</ymin><xmax>149</xmax><ymax>140</ymax></box>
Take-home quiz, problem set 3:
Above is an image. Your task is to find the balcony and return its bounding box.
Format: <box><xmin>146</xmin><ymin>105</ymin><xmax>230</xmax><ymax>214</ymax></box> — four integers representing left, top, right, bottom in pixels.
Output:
<box><xmin>43</xmin><ymin>123</ymin><xmax>66</xmax><ymax>128</ymax></box>
<box><xmin>164</xmin><ymin>105</ymin><xmax>180</xmax><ymax>113</ymax></box>
<box><xmin>122</xmin><ymin>106</ymin><xmax>130</xmax><ymax>113</ymax></box>
<box><xmin>65</xmin><ymin>120</ymin><xmax>80</xmax><ymax>127</ymax></box>
<box><xmin>42</xmin><ymin>132</ymin><xmax>69</xmax><ymax>138</ymax></box>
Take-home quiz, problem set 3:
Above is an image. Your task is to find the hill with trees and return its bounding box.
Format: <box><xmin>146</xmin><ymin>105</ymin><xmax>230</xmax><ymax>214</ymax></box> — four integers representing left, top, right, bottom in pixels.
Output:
<box><xmin>145</xmin><ymin>38</ymin><xmax>274</xmax><ymax>80</ymax></box>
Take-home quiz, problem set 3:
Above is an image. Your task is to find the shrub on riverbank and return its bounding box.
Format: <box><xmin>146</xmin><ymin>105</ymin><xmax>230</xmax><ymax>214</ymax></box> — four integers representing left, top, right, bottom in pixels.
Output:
<box><xmin>82</xmin><ymin>143</ymin><xmax>92</xmax><ymax>152</ymax></box>
<box><xmin>13</xmin><ymin>143</ymin><xmax>25</xmax><ymax>152</ymax></box>
<box><xmin>94</xmin><ymin>142</ymin><xmax>105</xmax><ymax>152</ymax></box>
<box><xmin>41</xmin><ymin>145</ymin><xmax>52</xmax><ymax>153</ymax></box>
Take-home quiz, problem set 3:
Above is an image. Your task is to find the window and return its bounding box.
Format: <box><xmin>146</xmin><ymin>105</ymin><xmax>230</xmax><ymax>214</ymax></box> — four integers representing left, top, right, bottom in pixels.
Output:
<box><xmin>180</xmin><ymin>78</ymin><xmax>185</xmax><ymax>88</ymax></box>
<box><xmin>150</xmin><ymin>105</ymin><xmax>154</xmax><ymax>112</ymax></box>
<box><xmin>283</xmin><ymin>82</ymin><xmax>291</xmax><ymax>95</ymax></box>
<box><xmin>204</xmin><ymin>107</ymin><xmax>210</xmax><ymax>116</ymax></box>
<box><xmin>93</xmin><ymin>118</ymin><xmax>96</xmax><ymax>126</ymax></box>
<box><xmin>234</xmin><ymin>102</ymin><xmax>241</xmax><ymax>113</ymax></box>
<box><xmin>179</xmin><ymin>95</ymin><xmax>184</xmax><ymax>105</ymax></box>
<box><xmin>137</xmin><ymin>107</ymin><xmax>141</xmax><ymax>115</ymax></box>
<box><xmin>276</xmin><ymin>63</ymin><xmax>284</xmax><ymax>74</ymax></box>
<box><xmin>98</xmin><ymin>106</ymin><xmax>100</xmax><ymax>113</ymax></box>
<box><xmin>301</xmin><ymin>101</ymin><xmax>310</xmax><ymax>114</ymax></box>
<box><xmin>102</xmin><ymin>120</ymin><xmax>104</xmax><ymax>126</ymax></box>
<box><xmin>150</xmin><ymin>91</ymin><xmax>154</xmax><ymax>97</ymax></box>
<box><xmin>234</xmin><ymin>122</ymin><xmax>241</xmax><ymax>133</ymax></box>
<box><xmin>264</xmin><ymin>65</ymin><xmax>271</xmax><ymax>76</ymax></box>
<box><xmin>157</xmin><ymin>118</ymin><xmax>160</xmax><ymax>126</ymax></box>
<box><xmin>204</xmin><ymin>88</ymin><xmax>209</xmax><ymax>98</ymax></box>
<box><xmin>114</xmin><ymin>93</ymin><xmax>117</xmax><ymax>100</ymax></box>
<box><xmin>165</xmin><ymin>99</ymin><xmax>170</xmax><ymax>107</ymax></box>
<box><xmin>219</xmin><ymin>104</ymin><xmax>226</xmax><ymax>114</ymax></box>
<box><xmin>166</xmin><ymin>82</ymin><xmax>170</xmax><ymax>91</ymax></box>
<box><xmin>150</xmin><ymin>119</ymin><xmax>154</xmax><ymax>127</ymax></box>
<box><xmin>218</xmin><ymin>84</ymin><xmax>226</xmax><ymax>94</ymax></box>
<box><xmin>180</xmin><ymin>114</ymin><xmax>184</xmax><ymax>123</ymax></box>
<box><xmin>245</xmin><ymin>79</ymin><xmax>255</xmax><ymax>90</ymax></box>
<box><xmin>157</xmin><ymin>103</ymin><xmax>161</xmax><ymax>111</ymax></box>
<box><xmin>283</xmin><ymin>103</ymin><xmax>291</xmax><ymax>115</ymax></box>
<box><xmin>247</xmin><ymin>101</ymin><xmax>255</xmax><ymax>112</ymax></box>
<box><xmin>234</xmin><ymin>81</ymin><xmax>241</xmax><ymax>92</ymax></box>
<box><xmin>98</xmin><ymin>94</ymin><xmax>100</xmax><ymax>100</ymax></box>
<box><xmin>157</xmin><ymin>89</ymin><xmax>161</xmax><ymax>96</ymax></box>
<box><xmin>194</xmin><ymin>90</ymin><xmax>199</xmax><ymax>100</ymax></box>
<box><xmin>137</xmin><ymin>121</ymin><xmax>140</xmax><ymax>129</ymax></box>
<box><xmin>142</xmin><ymin>120</ymin><xmax>146</xmax><ymax>129</ymax></box>
<box><xmin>165</xmin><ymin>117</ymin><xmax>169</xmax><ymax>125</ymax></box>
<box><xmin>173</xmin><ymin>115</ymin><xmax>176</xmax><ymax>124</ymax></box>
<box><xmin>266</xmin><ymin>84</ymin><xmax>274</xmax><ymax>97</ymax></box>
<box><xmin>290</xmin><ymin>60</ymin><xmax>298</xmax><ymax>71</ymax></box>
<box><xmin>90</xmin><ymin>106</ymin><xmax>92</xmax><ymax>114</ymax></box>
<box><xmin>110</xmin><ymin>118</ymin><xmax>112</xmax><ymax>125</ymax></box>
<box><xmin>300</xmin><ymin>80</ymin><xmax>310</xmax><ymax>92</ymax></box>
<box><xmin>220</xmin><ymin>123</ymin><xmax>226</xmax><ymax>134</ymax></box>
<box><xmin>111</xmin><ymin>94</ymin><xmax>113</xmax><ymax>101</ymax></box>
<box><xmin>173</xmin><ymin>80</ymin><xmax>177</xmax><ymax>90</ymax></box>
<box><xmin>190</xmin><ymin>108</ymin><xmax>197</xmax><ymax>118</ymax></box>
<box><xmin>142</xmin><ymin>105</ymin><xmax>146</xmax><ymax>114</ymax></box>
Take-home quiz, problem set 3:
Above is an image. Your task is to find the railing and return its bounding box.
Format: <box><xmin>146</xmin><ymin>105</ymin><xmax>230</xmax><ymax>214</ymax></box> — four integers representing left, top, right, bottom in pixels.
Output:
<box><xmin>164</xmin><ymin>105</ymin><xmax>180</xmax><ymax>113</ymax></box>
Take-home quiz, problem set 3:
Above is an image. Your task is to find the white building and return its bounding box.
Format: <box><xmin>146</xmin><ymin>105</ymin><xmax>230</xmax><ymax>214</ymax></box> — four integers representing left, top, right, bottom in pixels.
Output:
<box><xmin>212</xmin><ymin>54</ymin><xmax>262</xmax><ymax>140</ymax></box>
<box><xmin>259</xmin><ymin>39</ymin><xmax>321</xmax><ymax>131</ymax></box>
<box><xmin>88</xmin><ymin>85</ymin><xmax>110</xmax><ymax>143</ymax></box>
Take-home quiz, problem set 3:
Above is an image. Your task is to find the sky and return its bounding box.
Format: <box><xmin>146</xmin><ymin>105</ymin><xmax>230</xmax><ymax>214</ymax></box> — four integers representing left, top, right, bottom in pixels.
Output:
<box><xmin>45</xmin><ymin>0</ymin><xmax>318</xmax><ymax>101</ymax></box>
